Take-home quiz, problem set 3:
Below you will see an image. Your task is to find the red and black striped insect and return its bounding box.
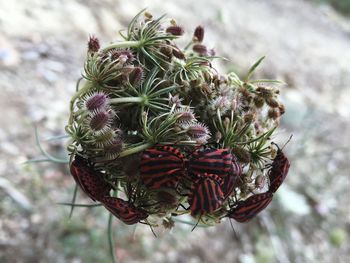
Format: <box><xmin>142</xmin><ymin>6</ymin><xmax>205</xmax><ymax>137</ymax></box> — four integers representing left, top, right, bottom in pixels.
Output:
<box><xmin>101</xmin><ymin>196</ymin><xmax>148</xmax><ymax>225</ymax></box>
<box><xmin>70</xmin><ymin>155</ymin><xmax>111</xmax><ymax>202</ymax></box>
<box><xmin>221</xmin><ymin>155</ymin><xmax>243</xmax><ymax>199</ymax></box>
<box><xmin>187</xmin><ymin>148</ymin><xmax>233</xmax><ymax>177</ymax></box>
<box><xmin>268</xmin><ymin>144</ymin><xmax>291</xmax><ymax>193</ymax></box>
<box><xmin>140</xmin><ymin>146</ymin><xmax>186</xmax><ymax>190</ymax></box>
<box><xmin>188</xmin><ymin>173</ymin><xmax>224</xmax><ymax>216</ymax></box>
<box><xmin>227</xmin><ymin>191</ymin><xmax>273</xmax><ymax>223</ymax></box>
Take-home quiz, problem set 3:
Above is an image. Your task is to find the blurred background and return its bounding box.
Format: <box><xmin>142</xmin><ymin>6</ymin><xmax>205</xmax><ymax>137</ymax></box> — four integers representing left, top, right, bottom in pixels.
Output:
<box><xmin>1</xmin><ymin>0</ymin><xmax>350</xmax><ymax>262</ymax></box>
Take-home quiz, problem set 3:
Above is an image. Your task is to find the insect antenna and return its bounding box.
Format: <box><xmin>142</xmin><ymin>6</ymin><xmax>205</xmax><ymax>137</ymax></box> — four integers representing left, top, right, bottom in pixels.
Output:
<box><xmin>228</xmin><ymin>218</ymin><xmax>238</xmax><ymax>239</ymax></box>
<box><xmin>191</xmin><ymin>216</ymin><xmax>201</xmax><ymax>232</ymax></box>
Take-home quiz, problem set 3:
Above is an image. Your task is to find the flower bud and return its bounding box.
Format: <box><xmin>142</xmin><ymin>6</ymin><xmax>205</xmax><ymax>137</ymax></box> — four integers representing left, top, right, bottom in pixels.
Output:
<box><xmin>172</xmin><ymin>47</ymin><xmax>185</xmax><ymax>60</ymax></box>
<box><xmin>90</xmin><ymin>111</ymin><xmax>110</xmax><ymax>131</ymax></box>
<box><xmin>253</xmin><ymin>96</ymin><xmax>265</xmax><ymax>108</ymax></box>
<box><xmin>166</xmin><ymin>26</ymin><xmax>184</xmax><ymax>36</ymax></box>
<box><xmin>266</xmin><ymin>98</ymin><xmax>279</xmax><ymax>108</ymax></box>
<box><xmin>193</xmin><ymin>44</ymin><xmax>208</xmax><ymax>55</ymax></box>
<box><xmin>129</xmin><ymin>66</ymin><xmax>143</xmax><ymax>86</ymax></box>
<box><xmin>85</xmin><ymin>92</ymin><xmax>108</xmax><ymax>112</ymax></box>
<box><xmin>194</xmin><ymin>25</ymin><xmax>204</xmax><ymax>42</ymax></box>
<box><xmin>268</xmin><ymin>108</ymin><xmax>280</xmax><ymax>120</ymax></box>
<box><xmin>87</xmin><ymin>35</ymin><xmax>100</xmax><ymax>53</ymax></box>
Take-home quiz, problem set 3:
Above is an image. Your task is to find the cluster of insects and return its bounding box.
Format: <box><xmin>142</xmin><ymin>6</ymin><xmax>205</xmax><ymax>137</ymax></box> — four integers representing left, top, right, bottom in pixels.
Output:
<box><xmin>69</xmin><ymin>142</ymin><xmax>290</xmax><ymax>227</ymax></box>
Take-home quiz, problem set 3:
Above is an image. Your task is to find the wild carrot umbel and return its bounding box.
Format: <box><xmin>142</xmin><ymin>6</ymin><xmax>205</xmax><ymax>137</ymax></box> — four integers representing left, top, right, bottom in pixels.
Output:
<box><xmin>63</xmin><ymin>9</ymin><xmax>291</xmax><ymax>232</ymax></box>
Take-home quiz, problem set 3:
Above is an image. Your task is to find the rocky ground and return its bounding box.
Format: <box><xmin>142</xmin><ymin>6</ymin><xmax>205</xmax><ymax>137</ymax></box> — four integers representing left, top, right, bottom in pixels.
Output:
<box><xmin>1</xmin><ymin>0</ymin><xmax>350</xmax><ymax>262</ymax></box>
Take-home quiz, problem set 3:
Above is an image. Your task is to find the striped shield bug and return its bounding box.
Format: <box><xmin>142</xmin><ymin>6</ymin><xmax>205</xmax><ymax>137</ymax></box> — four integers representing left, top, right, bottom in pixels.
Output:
<box><xmin>188</xmin><ymin>148</ymin><xmax>232</xmax><ymax>177</ymax></box>
<box><xmin>227</xmin><ymin>191</ymin><xmax>273</xmax><ymax>223</ymax></box>
<box><xmin>268</xmin><ymin>143</ymin><xmax>291</xmax><ymax>193</ymax></box>
<box><xmin>140</xmin><ymin>145</ymin><xmax>186</xmax><ymax>189</ymax></box>
<box><xmin>70</xmin><ymin>155</ymin><xmax>111</xmax><ymax>201</ymax></box>
<box><xmin>101</xmin><ymin>196</ymin><xmax>148</xmax><ymax>225</ymax></box>
<box><xmin>188</xmin><ymin>173</ymin><xmax>224</xmax><ymax>216</ymax></box>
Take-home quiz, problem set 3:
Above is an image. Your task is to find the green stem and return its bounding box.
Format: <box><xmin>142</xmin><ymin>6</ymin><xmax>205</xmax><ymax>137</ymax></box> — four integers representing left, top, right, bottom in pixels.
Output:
<box><xmin>108</xmin><ymin>213</ymin><xmax>117</xmax><ymax>263</ymax></box>
<box><xmin>102</xmin><ymin>41</ymin><xmax>140</xmax><ymax>52</ymax></box>
<box><xmin>109</xmin><ymin>97</ymin><xmax>145</xmax><ymax>104</ymax></box>
<box><xmin>119</xmin><ymin>143</ymin><xmax>153</xmax><ymax>158</ymax></box>
<box><xmin>69</xmin><ymin>81</ymin><xmax>93</xmax><ymax>125</ymax></box>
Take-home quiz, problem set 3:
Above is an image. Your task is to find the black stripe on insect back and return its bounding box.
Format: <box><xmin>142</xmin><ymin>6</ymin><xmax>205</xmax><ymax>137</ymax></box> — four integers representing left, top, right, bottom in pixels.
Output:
<box><xmin>268</xmin><ymin>148</ymin><xmax>290</xmax><ymax>193</ymax></box>
<box><xmin>140</xmin><ymin>146</ymin><xmax>186</xmax><ymax>190</ymax></box>
<box><xmin>227</xmin><ymin>192</ymin><xmax>273</xmax><ymax>223</ymax></box>
<box><xmin>188</xmin><ymin>149</ymin><xmax>232</xmax><ymax>176</ymax></box>
<box><xmin>189</xmin><ymin>174</ymin><xmax>224</xmax><ymax>216</ymax></box>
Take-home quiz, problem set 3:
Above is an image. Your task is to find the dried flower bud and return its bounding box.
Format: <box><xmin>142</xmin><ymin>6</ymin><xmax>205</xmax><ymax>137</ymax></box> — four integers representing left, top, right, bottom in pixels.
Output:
<box><xmin>166</xmin><ymin>26</ymin><xmax>184</xmax><ymax>36</ymax></box>
<box><xmin>110</xmin><ymin>49</ymin><xmax>134</xmax><ymax>63</ymax></box>
<box><xmin>266</xmin><ymin>98</ymin><xmax>279</xmax><ymax>108</ymax></box>
<box><xmin>215</xmin><ymin>131</ymin><xmax>222</xmax><ymax>142</ymax></box>
<box><xmin>88</xmin><ymin>35</ymin><xmax>100</xmax><ymax>53</ymax></box>
<box><xmin>255</xmin><ymin>175</ymin><xmax>266</xmax><ymax>189</ymax></box>
<box><xmin>162</xmin><ymin>218</ymin><xmax>175</xmax><ymax>229</ymax></box>
<box><xmin>278</xmin><ymin>104</ymin><xmax>285</xmax><ymax>115</ymax></box>
<box><xmin>160</xmin><ymin>46</ymin><xmax>173</xmax><ymax>60</ymax></box>
<box><xmin>105</xmin><ymin>137</ymin><xmax>123</xmax><ymax>154</ymax></box>
<box><xmin>129</xmin><ymin>66</ymin><xmax>143</xmax><ymax>86</ymax></box>
<box><xmin>172</xmin><ymin>47</ymin><xmax>185</xmax><ymax>60</ymax></box>
<box><xmin>193</xmin><ymin>44</ymin><xmax>208</xmax><ymax>55</ymax></box>
<box><xmin>90</xmin><ymin>111</ymin><xmax>111</xmax><ymax>131</ymax></box>
<box><xmin>253</xmin><ymin>96</ymin><xmax>265</xmax><ymax>108</ymax></box>
<box><xmin>244</xmin><ymin>112</ymin><xmax>256</xmax><ymax>123</ymax></box>
<box><xmin>223</xmin><ymin>117</ymin><xmax>230</xmax><ymax>128</ymax></box>
<box><xmin>144</xmin><ymin>11</ymin><xmax>153</xmax><ymax>20</ymax></box>
<box><xmin>85</xmin><ymin>92</ymin><xmax>108</xmax><ymax>112</ymax></box>
<box><xmin>174</xmin><ymin>108</ymin><xmax>195</xmax><ymax>123</ymax></box>
<box><xmin>231</xmin><ymin>147</ymin><xmax>251</xmax><ymax>163</ymax></box>
<box><xmin>268</xmin><ymin>108</ymin><xmax>280</xmax><ymax>120</ymax></box>
<box><xmin>256</xmin><ymin>86</ymin><xmax>273</xmax><ymax>98</ymax></box>
<box><xmin>169</xmin><ymin>94</ymin><xmax>183</xmax><ymax>107</ymax></box>
<box><xmin>186</xmin><ymin>123</ymin><xmax>210</xmax><ymax>141</ymax></box>
<box><xmin>194</xmin><ymin>25</ymin><xmax>204</xmax><ymax>42</ymax></box>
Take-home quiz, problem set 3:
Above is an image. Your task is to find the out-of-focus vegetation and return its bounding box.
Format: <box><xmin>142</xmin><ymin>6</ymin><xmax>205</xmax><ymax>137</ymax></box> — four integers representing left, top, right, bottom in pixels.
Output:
<box><xmin>313</xmin><ymin>0</ymin><xmax>350</xmax><ymax>15</ymax></box>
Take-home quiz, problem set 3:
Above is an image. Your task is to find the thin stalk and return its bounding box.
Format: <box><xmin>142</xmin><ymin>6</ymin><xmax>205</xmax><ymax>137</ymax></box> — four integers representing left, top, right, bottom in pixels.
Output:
<box><xmin>109</xmin><ymin>97</ymin><xmax>145</xmax><ymax>104</ymax></box>
<box><xmin>108</xmin><ymin>213</ymin><xmax>117</xmax><ymax>263</ymax></box>
<box><xmin>119</xmin><ymin>143</ymin><xmax>153</xmax><ymax>158</ymax></box>
<box><xmin>102</xmin><ymin>41</ymin><xmax>140</xmax><ymax>52</ymax></box>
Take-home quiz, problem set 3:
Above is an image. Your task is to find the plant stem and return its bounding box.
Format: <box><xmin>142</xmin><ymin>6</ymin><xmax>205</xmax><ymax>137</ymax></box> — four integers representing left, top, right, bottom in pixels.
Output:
<box><xmin>109</xmin><ymin>97</ymin><xmax>145</xmax><ymax>104</ymax></box>
<box><xmin>119</xmin><ymin>143</ymin><xmax>153</xmax><ymax>158</ymax></box>
<box><xmin>102</xmin><ymin>41</ymin><xmax>140</xmax><ymax>52</ymax></box>
<box><xmin>108</xmin><ymin>213</ymin><xmax>117</xmax><ymax>263</ymax></box>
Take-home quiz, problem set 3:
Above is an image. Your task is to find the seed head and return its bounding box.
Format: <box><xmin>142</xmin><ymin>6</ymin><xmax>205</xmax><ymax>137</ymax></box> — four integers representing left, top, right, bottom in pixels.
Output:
<box><xmin>89</xmin><ymin>111</ymin><xmax>111</xmax><ymax>131</ymax></box>
<box><xmin>186</xmin><ymin>122</ymin><xmax>210</xmax><ymax>143</ymax></box>
<box><xmin>169</xmin><ymin>94</ymin><xmax>183</xmax><ymax>107</ymax></box>
<box><xmin>193</xmin><ymin>44</ymin><xmax>208</xmax><ymax>56</ymax></box>
<box><xmin>172</xmin><ymin>47</ymin><xmax>185</xmax><ymax>60</ymax></box>
<box><xmin>194</xmin><ymin>25</ymin><xmax>205</xmax><ymax>42</ymax></box>
<box><xmin>231</xmin><ymin>147</ymin><xmax>251</xmax><ymax>164</ymax></box>
<box><xmin>85</xmin><ymin>92</ymin><xmax>108</xmax><ymax>112</ymax></box>
<box><xmin>129</xmin><ymin>66</ymin><xmax>144</xmax><ymax>86</ymax></box>
<box><xmin>278</xmin><ymin>104</ymin><xmax>285</xmax><ymax>115</ymax></box>
<box><xmin>87</xmin><ymin>35</ymin><xmax>100</xmax><ymax>53</ymax></box>
<box><xmin>266</xmin><ymin>98</ymin><xmax>279</xmax><ymax>108</ymax></box>
<box><xmin>174</xmin><ymin>108</ymin><xmax>196</xmax><ymax>123</ymax></box>
<box><xmin>166</xmin><ymin>25</ymin><xmax>184</xmax><ymax>36</ymax></box>
<box><xmin>253</xmin><ymin>96</ymin><xmax>265</xmax><ymax>108</ymax></box>
<box><xmin>268</xmin><ymin>108</ymin><xmax>280</xmax><ymax>120</ymax></box>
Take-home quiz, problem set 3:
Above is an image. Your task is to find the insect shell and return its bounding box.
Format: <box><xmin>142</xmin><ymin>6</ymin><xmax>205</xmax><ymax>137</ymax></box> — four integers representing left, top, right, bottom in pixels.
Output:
<box><xmin>227</xmin><ymin>191</ymin><xmax>273</xmax><ymax>223</ymax></box>
<box><xmin>140</xmin><ymin>146</ymin><xmax>186</xmax><ymax>190</ymax></box>
<box><xmin>101</xmin><ymin>196</ymin><xmax>148</xmax><ymax>225</ymax></box>
<box><xmin>268</xmin><ymin>145</ymin><xmax>290</xmax><ymax>193</ymax></box>
<box><xmin>70</xmin><ymin>155</ymin><xmax>111</xmax><ymax>202</ymax></box>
